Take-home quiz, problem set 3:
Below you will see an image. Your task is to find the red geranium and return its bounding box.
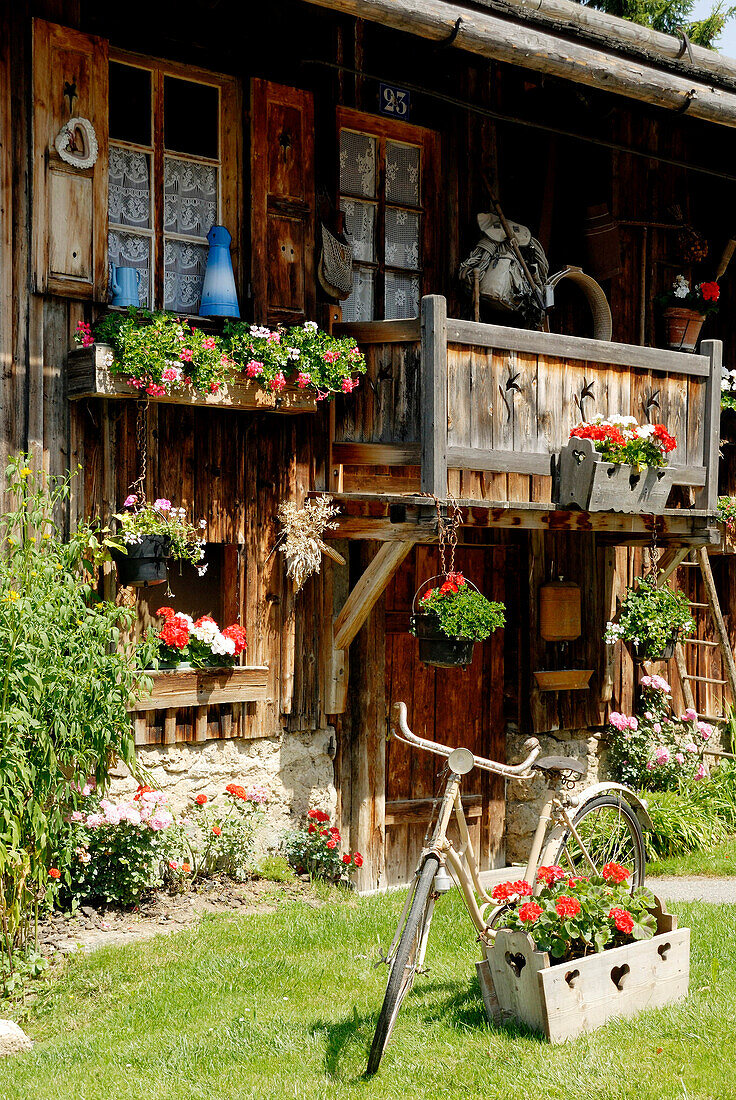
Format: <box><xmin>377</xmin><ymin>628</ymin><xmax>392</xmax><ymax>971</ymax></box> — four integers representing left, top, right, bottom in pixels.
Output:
<box><xmin>307</xmin><ymin>808</ymin><xmax>330</xmax><ymax>824</ymax></box>
<box><xmin>602</xmin><ymin>862</ymin><xmax>631</xmax><ymax>884</ymax></box>
<box><xmin>555</xmin><ymin>895</ymin><xmax>581</xmax><ymax>919</ymax></box>
<box><xmin>537</xmin><ymin>864</ymin><xmax>566</xmax><ymax>886</ymax></box>
<box><xmin>326</xmin><ymin>839</ymin><xmax>337</xmax><ymax>849</ymax></box>
<box><xmin>518</xmin><ymin>901</ymin><xmax>543</xmax><ymax>923</ymax></box>
<box><xmin>353</xmin><ymin>852</ymin><xmax>363</xmax><ymax>868</ymax></box>
<box><xmin>158</xmin><ymin>606</ymin><xmax>176</xmax><ymax>621</ymax></box>
<box><xmin>511</xmin><ymin>879</ymin><xmax>533</xmax><ymax>896</ymax></box>
<box><xmin>133</xmin><ymin>784</ymin><xmax>153</xmax><ymax>802</ymax></box>
<box><xmin>159</xmin><ymin>618</ymin><xmax>190</xmax><ymax>649</ymax></box>
<box><xmin>225</xmin><ymin>783</ymin><xmax>247</xmax><ymax>800</ymax></box>
<box><xmin>609</xmin><ymin>906</ymin><xmax>634</xmax><ymax>934</ymax></box>
<box><xmin>699</xmin><ymin>281</ymin><xmax>720</xmax><ymax>302</ymax></box>
<box><xmin>212</xmin><ymin>826</ymin><xmax>222</xmax><ymax>836</ymax></box>
<box><xmin>491</xmin><ymin>881</ymin><xmax>517</xmax><ymax>902</ymax></box>
<box><xmin>222</xmin><ymin>623</ymin><xmax>247</xmax><ymax>655</ymax></box>
<box><xmin>48</xmin><ymin>867</ymin><xmax>61</xmax><ymax>880</ymax></box>
<box><xmin>653</xmin><ymin>424</ymin><xmax>677</xmax><ymax>453</ymax></box>
<box><xmin>195</xmin><ymin>794</ymin><xmax>208</xmax><ymax>806</ymax></box>
<box><xmin>342</xmin><ymin>853</ymin><xmax>352</xmax><ymax>864</ymax></box>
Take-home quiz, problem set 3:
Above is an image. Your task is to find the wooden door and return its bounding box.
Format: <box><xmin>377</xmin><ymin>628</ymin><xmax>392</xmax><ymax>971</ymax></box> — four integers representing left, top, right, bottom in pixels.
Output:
<box><xmin>384</xmin><ymin>545</ymin><xmax>506</xmax><ymax>886</ymax></box>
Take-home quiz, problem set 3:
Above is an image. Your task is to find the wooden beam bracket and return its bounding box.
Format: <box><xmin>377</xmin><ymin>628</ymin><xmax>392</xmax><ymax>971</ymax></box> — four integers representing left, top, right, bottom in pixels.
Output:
<box><xmin>333</xmin><ymin>539</ymin><xmax>418</xmax><ymax>651</ymax></box>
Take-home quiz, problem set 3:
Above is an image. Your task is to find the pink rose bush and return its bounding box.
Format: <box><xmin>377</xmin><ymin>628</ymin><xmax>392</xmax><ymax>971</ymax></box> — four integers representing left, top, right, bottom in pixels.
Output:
<box><xmin>607</xmin><ymin>675</ymin><xmax>712</xmax><ymax>790</ymax></box>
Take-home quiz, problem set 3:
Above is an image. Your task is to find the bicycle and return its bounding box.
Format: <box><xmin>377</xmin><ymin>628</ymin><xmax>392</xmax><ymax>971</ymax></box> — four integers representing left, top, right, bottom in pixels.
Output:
<box><xmin>366</xmin><ymin>701</ymin><xmax>651</xmax><ymax>1075</ymax></box>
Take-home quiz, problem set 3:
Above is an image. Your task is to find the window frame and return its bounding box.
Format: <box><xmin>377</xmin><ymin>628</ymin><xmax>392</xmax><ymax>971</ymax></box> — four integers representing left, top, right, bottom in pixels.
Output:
<box><xmin>108</xmin><ymin>48</ymin><xmax>242</xmax><ymax>314</ymax></box>
<box><xmin>336</xmin><ymin>107</ymin><xmax>440</xmax><ymax>321</ymax></box>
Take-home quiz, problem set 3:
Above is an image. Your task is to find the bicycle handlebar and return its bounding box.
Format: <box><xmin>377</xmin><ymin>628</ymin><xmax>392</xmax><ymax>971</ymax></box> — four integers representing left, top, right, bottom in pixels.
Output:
<box><xmin>392</xmin><ymin>702</ymin><xmax>540</xmax><ymax>778</ymax></box>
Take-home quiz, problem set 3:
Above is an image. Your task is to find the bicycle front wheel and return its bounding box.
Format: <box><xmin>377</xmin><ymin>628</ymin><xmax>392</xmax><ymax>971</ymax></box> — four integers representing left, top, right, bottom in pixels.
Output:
<box><xmin>366</xmin><ymin>853</ymin><xmax>439</xmax><ymax>1076</ymax></box>
<box><xmin>546</xmin><ymin>794</ymin><xmax>646</xmax><ymax>888</ymax></box>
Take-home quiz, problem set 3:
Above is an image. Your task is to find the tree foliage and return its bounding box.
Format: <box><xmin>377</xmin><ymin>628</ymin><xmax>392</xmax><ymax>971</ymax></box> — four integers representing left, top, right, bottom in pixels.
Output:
<box><xmin>583</xmin><ymin>0</ymin><xmax>736</xmax><ymax>49</ymax></box>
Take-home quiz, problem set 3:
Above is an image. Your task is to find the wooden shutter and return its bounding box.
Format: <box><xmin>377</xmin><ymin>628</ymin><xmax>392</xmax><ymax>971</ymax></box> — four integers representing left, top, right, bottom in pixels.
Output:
<box><xmin>251</xmin><ymin>79</ymin><xmax>315</xmax><ymax>325</ymax></box>
<box><xmin>32</xmin><ymin>19</ymin><xmax>108</xmax><ymax>299</ymax></box>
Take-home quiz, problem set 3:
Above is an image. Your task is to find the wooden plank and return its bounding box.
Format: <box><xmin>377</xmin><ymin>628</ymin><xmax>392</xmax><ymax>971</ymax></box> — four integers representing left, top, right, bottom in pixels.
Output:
<box><xmin>131</xmin><ymin>667</ymin><xmax>270</xmax><ymax>711</ymax></box>
<box><xmin>385</xmin><ymin>795</ymin><xmax>482</xmax><ymax>825</ymax></box>
<box><xmin>447</xmin><ymin>446</ymin><xmax>554</xmax><ymax>476</ymax></box>
<box><xmin>699</xmin><ymin>340</ymin><xmax>723</xmax><ymax>511</ymax></box>
<box><xmin>333</xmin><ymin>319</ymin><xmax>420</xmax><ymax>343</ymax></box>
<box><xmin>445</xmin><ymin>320</ymin><xmax>708</xmax><ymax>377</ymax></box>
<box><xmin>67</xmin><ymin>347</ymin><xmax>317</xmax><ymax>413</ymax></box>
<box><xmin>334</xmin><ymin>539</ymin><xmax>417</xmax><ymax>650</ymax></box>
<box><xmin>332</xmin><ymin>442</ymin><xmax>421</xmax><ymax>465</ymax></box>
<box><xmin>420</xmin><ymin>295</ymin><xmax>448</xmax><ymax>497</ymax></box>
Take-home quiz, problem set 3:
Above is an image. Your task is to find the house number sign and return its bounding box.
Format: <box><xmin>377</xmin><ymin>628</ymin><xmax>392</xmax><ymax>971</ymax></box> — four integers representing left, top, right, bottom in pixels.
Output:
<box><xmin>379</xmin><ymin>83</ymin><xmax>411</xmax><ymax>120</ymax></box>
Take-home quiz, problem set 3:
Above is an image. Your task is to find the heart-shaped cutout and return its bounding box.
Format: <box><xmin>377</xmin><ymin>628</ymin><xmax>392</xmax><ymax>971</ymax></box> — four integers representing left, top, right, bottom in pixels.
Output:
<box><xmin>565</xmin><ymin>968</ymin><xmax>580</xmax><ymax>989</ymax></box>
<box><xmin>610</xmin><ymin>963</ymin><xmax>630</xmax><ymax>991</ymax></box>
<box><xmin>505</xmin><ymin>951</ymin><xmax>527</xmax><ymax>978</ymax></box>
<box><xmin>658</xmin><ymin>941</ymin><xmax>671</xmax><ymax>961</ymax></box>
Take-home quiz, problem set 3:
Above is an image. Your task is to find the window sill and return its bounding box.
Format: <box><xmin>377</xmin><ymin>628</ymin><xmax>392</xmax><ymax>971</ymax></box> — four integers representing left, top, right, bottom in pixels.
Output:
<box><xmin>130</xmin><ymin>665</ymin><xmax>269</xmax><ymax>713</ymax></box>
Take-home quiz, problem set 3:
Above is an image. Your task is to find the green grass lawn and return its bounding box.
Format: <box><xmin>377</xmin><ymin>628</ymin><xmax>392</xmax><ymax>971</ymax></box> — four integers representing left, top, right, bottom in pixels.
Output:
<box><xmin>1</xmin><ymin>889</ymin><xmax>735</xmax><ymax>1100</ymax></box>
<box><xmin>648</xmin><ymin>837</ymin><xmax>736</xmax><ymax>877</ymax></box>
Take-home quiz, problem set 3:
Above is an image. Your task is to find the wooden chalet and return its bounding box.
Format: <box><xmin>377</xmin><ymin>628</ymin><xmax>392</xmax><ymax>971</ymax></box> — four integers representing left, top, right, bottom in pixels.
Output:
<box><xmin>3</xmin><ymin>0</ymin><xmax>736</xmax><ymax>888</ymax></box>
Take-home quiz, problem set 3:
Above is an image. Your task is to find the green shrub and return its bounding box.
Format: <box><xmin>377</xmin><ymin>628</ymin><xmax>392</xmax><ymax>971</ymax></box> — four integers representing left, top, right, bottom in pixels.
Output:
<box><xmin>641</xmin><ymin>789</ymin><xmax>729</xmax><ymax>860</ymax></box>
<box><xmin>256</xmin><ymin>854</ymin><xmax>295</xmax><ymax>883</ymax></box>
<box><xmin>281</xmin><ymin>809</ymin><xmax>361</xmax><ymax>883</ymax></box>
<box><xmin>411</xmin><ymin>572</ymin><xmax>505</xmax><ymax>642</ymax></box>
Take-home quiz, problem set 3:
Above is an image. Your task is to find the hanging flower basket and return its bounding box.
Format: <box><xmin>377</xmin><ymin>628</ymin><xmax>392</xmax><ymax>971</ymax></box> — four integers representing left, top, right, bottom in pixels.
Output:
<box><xmin>604</xmin><ymin>577</ymin><xmax>694</xmax><ymax>662</ymax></box>
<box><xmin>111</xmin><ymin>535</ymin><xmax>171</xmax><ymax>587</ymax></box>
<box><xmin>633</xmin><ymin>630</ymin><xmax>680</xmax><ymax>662</ymax></box>
<box><xmin>409</xmin><ymin>573</ymin><xmax>505</xmax><ymax>669</ymax></box>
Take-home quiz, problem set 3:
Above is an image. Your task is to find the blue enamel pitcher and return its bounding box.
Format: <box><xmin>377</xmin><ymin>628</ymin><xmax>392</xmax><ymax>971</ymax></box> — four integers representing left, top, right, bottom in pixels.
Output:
<box><xmin>200</xmin><ymin>225</ymin><xmax>240</xmax><ymax>317</ymax></box>
<box><xmin>110</xmin><ymin>266</ymin><xmax>141</xmax><ymax>308</ymax></box>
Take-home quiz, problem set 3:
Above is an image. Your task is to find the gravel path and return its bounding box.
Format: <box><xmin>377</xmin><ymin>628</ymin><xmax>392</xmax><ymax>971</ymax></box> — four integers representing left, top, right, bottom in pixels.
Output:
<box><xmin>648</xmin><ymin>876</ymin><xmax>736</xmax><ymax>904</ymax></box>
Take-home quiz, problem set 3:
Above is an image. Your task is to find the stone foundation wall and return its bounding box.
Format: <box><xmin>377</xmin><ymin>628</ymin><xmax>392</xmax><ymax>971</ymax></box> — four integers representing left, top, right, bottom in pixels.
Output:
<box><xmin>504</xmin><ymin>724</ymin><xmax>603</xmax><ymax>865</ymax></box>
<box><xmin>109</xmin><ymin>729</ymin><xmax>337</xmax><ymax>852</ymax></box>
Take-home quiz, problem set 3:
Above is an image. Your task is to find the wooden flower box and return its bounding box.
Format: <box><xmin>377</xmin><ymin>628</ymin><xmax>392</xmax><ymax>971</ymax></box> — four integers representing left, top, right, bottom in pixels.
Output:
<box><xmin>130</xmin><ymin>665</ymin><xmax>269</xmax><ymax>712</ymax></box>
<box><xmin>476</xmin><ymin>901</ymin><xmax>689</xmax><ymax>1043</ymax></box>
<box><xmin>557</xmin><ymin>436</ymin><xmax>675</xmax><ymax>514</ymax></box>
<box><xmin>67</xmin><ymin>345</ymin><xmax>318</xmax><ymax>413</ymax></box>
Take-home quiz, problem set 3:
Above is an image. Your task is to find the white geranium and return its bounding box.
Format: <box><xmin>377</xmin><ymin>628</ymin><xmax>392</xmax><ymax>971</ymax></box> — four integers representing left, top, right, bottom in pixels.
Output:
<box><xmin>672</xmin><ymin>275</ymin><xmax>690</xmax><ymax>299</ymax></box>
<box><xmin>211</xmin><ymin>633</ymin><xmax>236</xmax><ymax>657</ymax></box>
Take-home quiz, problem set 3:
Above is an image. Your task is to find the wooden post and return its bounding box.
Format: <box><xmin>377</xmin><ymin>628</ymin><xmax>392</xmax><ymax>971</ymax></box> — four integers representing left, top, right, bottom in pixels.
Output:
<box><xmin>697</xmin><ymin>546</ymin><xmax>736</xmax><ymax>707</ymax></box>
<box><xmin>699</xmin><ymin>339</ymin><xmax>722</xmax><ymax>513</ymax></box>
<box><xmin>420</xmin><ymin>294</ymin><xmax>448</xmax><ymax>497</ymax></box>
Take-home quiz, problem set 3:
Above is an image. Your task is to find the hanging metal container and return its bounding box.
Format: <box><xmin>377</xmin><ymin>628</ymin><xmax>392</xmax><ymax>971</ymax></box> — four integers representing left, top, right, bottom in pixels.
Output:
<box><xmin>539</xmin><ymin>580</ymin><xmax>581</xmax><ymax>642</ymax></box>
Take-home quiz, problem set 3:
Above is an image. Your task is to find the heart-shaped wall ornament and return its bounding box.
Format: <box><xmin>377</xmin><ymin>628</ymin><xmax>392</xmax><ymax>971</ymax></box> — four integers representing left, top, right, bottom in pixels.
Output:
<box><xmin>54</xmin><ymin>117</ymin><xmax>99</xmax><ymax>169</ymax></box>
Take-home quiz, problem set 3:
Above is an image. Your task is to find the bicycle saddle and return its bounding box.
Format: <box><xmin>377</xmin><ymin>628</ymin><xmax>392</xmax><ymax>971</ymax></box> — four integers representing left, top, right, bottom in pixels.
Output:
<box><xmin>533</xmin><ymin>755</ymin><xmax>586</xmax><ymax>778</ymax></box>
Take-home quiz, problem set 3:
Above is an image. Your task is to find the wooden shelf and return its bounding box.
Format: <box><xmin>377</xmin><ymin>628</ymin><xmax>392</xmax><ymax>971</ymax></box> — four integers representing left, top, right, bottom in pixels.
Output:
<box><xmin>67</xmin><ymin>345</ymin><xmax>317</xmax><ymax>413</ymax></box>
<box><xmin>131</xmin><ymin>665</ymin><xmax>269</xmax><ymax>712</ymax></box>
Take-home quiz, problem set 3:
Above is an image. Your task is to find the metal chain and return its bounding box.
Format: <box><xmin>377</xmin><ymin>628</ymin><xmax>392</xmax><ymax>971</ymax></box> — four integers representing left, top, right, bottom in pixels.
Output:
<box><xmin>646</xmin><ymin>515</ymin><xmax>660</xmax><ymax>579</ymax></box>
<box><xmin>128</xmin><ymin>398</ymin><xmax>149</xmax><ymax>501</ymax></box>
<box><xmin>423</xmin><ymin>493</ymin><xmax>463</xmax><ymax>577</ymax></box>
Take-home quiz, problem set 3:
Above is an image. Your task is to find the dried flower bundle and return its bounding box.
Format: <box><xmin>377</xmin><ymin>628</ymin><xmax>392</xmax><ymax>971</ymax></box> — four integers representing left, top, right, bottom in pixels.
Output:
<box><xmin>276</xmin><ymin>495</ymin><xmax>342</xmax><ymax>591</ymax></box>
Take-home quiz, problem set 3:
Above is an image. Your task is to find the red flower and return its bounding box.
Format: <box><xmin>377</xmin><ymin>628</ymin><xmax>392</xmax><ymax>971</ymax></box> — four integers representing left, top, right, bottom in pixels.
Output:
<box><xmin>212</xmin><ymin>826</ymin><xmax>222</xmax><ymax>836</ymax></box>
<box><xmin>699</xmin><ymin>281</ymin><xmax>720</xmax><ymax>302</ymax></box>
<box><xmin>353</xmin><ymin>853</ymin><xmax>363</xmax><ymax>867</ymax></box>
<box><xmin>326</xmin><ymin>839</ymin><xmax>337</xmax><ymax>849</ymax></box>
<box><xmin>609</xmin><ymin>907</ymin><xmax>634</xmax><ymax>934</ymax></box>
<box><xmin>518</xmin><ymin>901</ymin><xmax>543</xmax><ymax>923</ymax></box>
<box><xmin>225</xmin><ymin>783</ymin><xmax>247</xmax><ymax>801</ymax></box>
<box><xmin>168</xmin><ymin>860</ymin><xmax>178</xmax><ymax>871</ymax></box>
<box><xmin>491</xmin><ymin>881</ymin><xmax>518</xmax><ymax>902</ymax></box>
<box><xmin>602</xmin><ymin>862</ymin><xmax>631</xmax><ymax>884</ymax></box>
<box><xmin>537</xmin><ymin>864</ymin><xmax>566</xmax><ymax>886</ymax></box>
<box><xmin>652</xmin><ymin>424</ymin><xmax>677</xmax><ymax>453</ymax></box>
<box><xmin>222</xmin><ymin>623</ymin><xmax>247</xmax><ymax>655</ymax></box>
<box><xmin>555</xmin><ymin>895</ymin><xmax>581</xmax><ymax>919</ymax></box>
<box><xmin>307</xmin><ymin>808</ymin><xmax>330</xmax><ymax>824</ymax></box>
<box><xmin>342</xmin><ymin>853</ymin><xmax>352</xmax><ymax>864</ymax></box>
<box><xmin>194</xmin><ymin>615</ymin><xmax>217</xmax><ymax>629</ymax></box>
<box><xmin>195</xmin><ymin>794</ymin><xmax>208</xmax><ymax>806</ymax></box>
<box><xmin>133</xmin><ymin>784</ymin><xmax>153</xmax><ymax>802</ymax></box>
<box><xmin>182</xmin><ymin>862</ymin><xmax>191</xmax><ymax>874</ymax></box>
<box><xmin>159</xmin><ymin>619</ymin><xmax>190</xmax><ymax>649</ymax></box>
<box><xmin>48</xmin><ymin>867</ymin><xmax>61</xmax><ymax>880</ymax></box>
<box><xmin>158</xmin><ymin>606</ymin><xmax>176</xmax><ymax>621</ymax></box>
<box><xmin>511</xmin><ymin>879</ymin><xmax>533</xmax><ymax>896</ymax></box>
<box><xmin>308</xmin><ymin>824</ymin><xmax>316</xmax><ymax>834</ymax></box>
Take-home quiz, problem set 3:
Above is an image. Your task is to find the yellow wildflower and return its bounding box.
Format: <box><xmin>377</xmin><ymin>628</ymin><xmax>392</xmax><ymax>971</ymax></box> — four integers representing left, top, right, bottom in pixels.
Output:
<box><xmin>19</xmin><ymin>467</ymin><xmax>30</xmax><ymax>478</ymax></box>
<box><xmin>5</xmin><ymin>590</ymin><xmax>19</xmax><ymax>602</ymax></box>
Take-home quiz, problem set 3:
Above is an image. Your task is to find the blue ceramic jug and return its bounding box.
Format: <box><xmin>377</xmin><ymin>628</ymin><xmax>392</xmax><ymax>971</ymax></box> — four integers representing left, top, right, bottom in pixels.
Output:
<box><xmin>110</xmin><ymin>266</ymin><xmax>141</xmax><ymax>308</ymax></box>
<box><xmin>200</xmin><ymin>225</ymin><xmax>240</xmax><ymax>317</ymax></box>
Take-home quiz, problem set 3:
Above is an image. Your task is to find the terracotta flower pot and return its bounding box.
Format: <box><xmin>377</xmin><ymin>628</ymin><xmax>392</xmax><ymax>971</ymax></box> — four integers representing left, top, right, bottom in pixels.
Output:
<box><xmin>663</xmin><ymin>306</ymin><xmax>704</xmax><ymax>352</ymax></box>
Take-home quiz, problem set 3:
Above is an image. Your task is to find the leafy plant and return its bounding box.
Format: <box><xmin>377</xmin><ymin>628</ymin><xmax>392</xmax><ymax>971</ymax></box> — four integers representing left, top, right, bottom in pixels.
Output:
<box><xmin>495</xmin><ymin>863</ymin><xmax>657</xmax><ymax>963</ymax></box>
<box><xmin>657</xmin><ymin>274</ymin><xmax>721</xmax><ymax>315</ymax></box>
<box><xmin>570</xmin><ymin>414</ymin><xmax>676</xmax><ymax>468</ymax></box>
<box><xmin>54</xmin><ymin>786</ymin><xmax>175</xmax><ymax>908</ymax></box>
<box><xmin>0</xmin><ymin>456</ymin><xmax>156</xmax><ymax>974</ymax></box>
<box><xmin>112</xmin><ymin>494</ymin><xmax>207</xmax><ymax>570</ymax></box>
<box><xmin>281</xmin><ymin>809</ymin><xmax>362</xmax><ymax>883</ymax></box>
<box><xmin>224</xmin><ymin>320</ymin><xmax>365</xmax><ymax>398</ymax></box>
<box><xmin>411</xmin><ymin>572</ymin><xmax>505</xmax><ymax>642</ymax></box>
<box><xmin>717</xmin><ymin>495</ymin><xmax>736</xmax><ymax>532</ymax></box>
<box><xmin>641</xmin><ymin>789</ymin><xmax>730</xmax><ymax>859</ymax></box>
<box><xmin>606</xmin><ymin>674</ymin><xmax>712</xmax><ymax>790</ymax></box>
<box><xmin>604</xmin><ymin>575</ymin><xmax>695</xmax><ymax>659</ymax></box>
<box><xmin>188</xmin><ymin>785</ymin><xmax>268</xmax><ymax>881</ymax></box>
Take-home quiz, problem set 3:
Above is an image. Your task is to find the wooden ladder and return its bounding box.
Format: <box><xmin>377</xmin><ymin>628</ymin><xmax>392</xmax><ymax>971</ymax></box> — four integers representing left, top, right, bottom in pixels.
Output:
<box><xmin>656</xmin><ymin>546</ymin><xmax>736</xmax><ymax>721</ymax></box>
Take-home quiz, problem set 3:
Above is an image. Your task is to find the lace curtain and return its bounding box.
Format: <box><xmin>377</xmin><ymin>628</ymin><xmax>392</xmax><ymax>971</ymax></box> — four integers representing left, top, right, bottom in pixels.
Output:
<box><xmin>340</xmin><ymin>199</ymin><xmax>375</xmax><ymax>263</ymax></box>
<box><xmin>108</xmin><ymin>229</ymin><xmax>151</xmax><ymax>306</ymax></box>
<box><xmin>385</xmin><ymin>141</ymin><xmax>420</xmax><ymax>206</ymax></box>
<box><xmin>339</xmin><ymin>131</ymin><xmax>376</xmax><ymax>198</ymax></box>
<box><xmin>385</xmin><ymin>208</ymin><xmax>420</xmax><ymax>271</ymax></box>
<box><xmin>342</xmin><ymin>268</ymin><xmax>375</xmax><ymax>323</ymax></box>
<box><xmin>109</xmin><ymin>148</ymin><xmax>151</xmax><ymax>229</ymax></box>
<box><xmin>385</xmin><ymin>271</ymin><xmax>420</xmax><ymax>321</ymax></box>
<box><xmin>164</xmin><ymin>158</ymin><xmax>217</xmax><ymax>238</ymax></box>
<box><xmin>164</xmin><ymin>240</ymin><xmax>208</xmax><ymax>314</ymax></box>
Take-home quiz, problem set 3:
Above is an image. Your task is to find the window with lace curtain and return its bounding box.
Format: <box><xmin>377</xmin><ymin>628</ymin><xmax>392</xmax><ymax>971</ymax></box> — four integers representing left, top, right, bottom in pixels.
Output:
<box><xmin>107</xmin><ymin>53</ymin><xmax>240</xmax><ymax>315</ymax></box>
<box><xmin>337</xmin><ymin>108</ymin><xmax>438</xmax><ymax>323</ymax></box>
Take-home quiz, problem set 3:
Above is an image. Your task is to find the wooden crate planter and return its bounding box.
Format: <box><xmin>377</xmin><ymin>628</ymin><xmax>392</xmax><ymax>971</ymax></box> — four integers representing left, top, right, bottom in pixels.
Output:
<box><xmin>476</xmin><ymin>902</ymin><xmax>689</xmax><ymax>1043</ymax></box>
<box><xmin>131</xmin><ymin>666</ymin><xmax>269</xmax><ymax>714</ymax></box>
<box><xmin>557</xmin><ymin>437</ymin><xmax>675</xmax><ymax>514</ymax></box>
<box><xmin>67</xmin><ymin>345</ymin><xmax>318</xmax><ymax>413</ymax></box>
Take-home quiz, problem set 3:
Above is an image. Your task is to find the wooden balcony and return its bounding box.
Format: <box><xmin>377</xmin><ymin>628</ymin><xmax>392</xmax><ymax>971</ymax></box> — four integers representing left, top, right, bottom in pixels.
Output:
<box><xmin>328</xmin><ymin>295</ymin><xmax>720</xmax><ymax>543</ymax></box>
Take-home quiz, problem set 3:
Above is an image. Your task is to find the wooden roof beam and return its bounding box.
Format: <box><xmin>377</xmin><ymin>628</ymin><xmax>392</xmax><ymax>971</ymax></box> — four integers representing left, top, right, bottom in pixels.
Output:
<box><xmin>302</xmin><ymin>0</ymin><xmax>736</xmax><ymax>129</ymax></box>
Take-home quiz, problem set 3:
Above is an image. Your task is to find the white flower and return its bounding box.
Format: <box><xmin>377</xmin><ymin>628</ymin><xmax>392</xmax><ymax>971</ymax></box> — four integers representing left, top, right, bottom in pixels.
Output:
<box><xmin>303</xmin><ymin>320</ymin><xmax>318</xmax><ymax>331</ymax></box>
<box><xmin>197</xmin><ymin>564</ymin><xmax>208</xmax><ymax>576</ymax></box>
<box><xmin>635</xmin><ymin>424</ymin><xmax>656</xmax><ymax>437</ymax></box>
<box><xmin>250</xmin><ymin>325</ymin><xmax>271</xmax><ymax>338</ymax></box>
<box><xmin>287</xmin><ymin>347</ymin><xmax>301</xmax><ymax>360</ymax></box>
<box><xmin>673</xmin><ymin>274</ymin><xmax>690</xmax><ymax>298</ymax></box>
<box><xmin>723</xmin><ymin>380</ymin><xmax>731</xmax><ymax>391</ymax></box>
<box><xmin>211</xmin><ymin>633</ymin><xmax>236</xmax><ymax>656</ymax></box>
<box><xmin>199</xmin><ymin>519</ymin><xmax>207</xmax><ymax>529</ymax></box>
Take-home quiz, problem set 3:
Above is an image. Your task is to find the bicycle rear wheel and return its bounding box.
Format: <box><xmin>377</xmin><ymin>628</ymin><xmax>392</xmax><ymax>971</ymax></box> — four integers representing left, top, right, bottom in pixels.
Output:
<box><xmin>546</xmin><ymin>794</ymin><xmax>646</xmax><ymax>888</ymax></box>
<box><xmin>366</xmin><ymin>853</ymin><xmax>439</xmax><ymax>1076</ymax></box>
